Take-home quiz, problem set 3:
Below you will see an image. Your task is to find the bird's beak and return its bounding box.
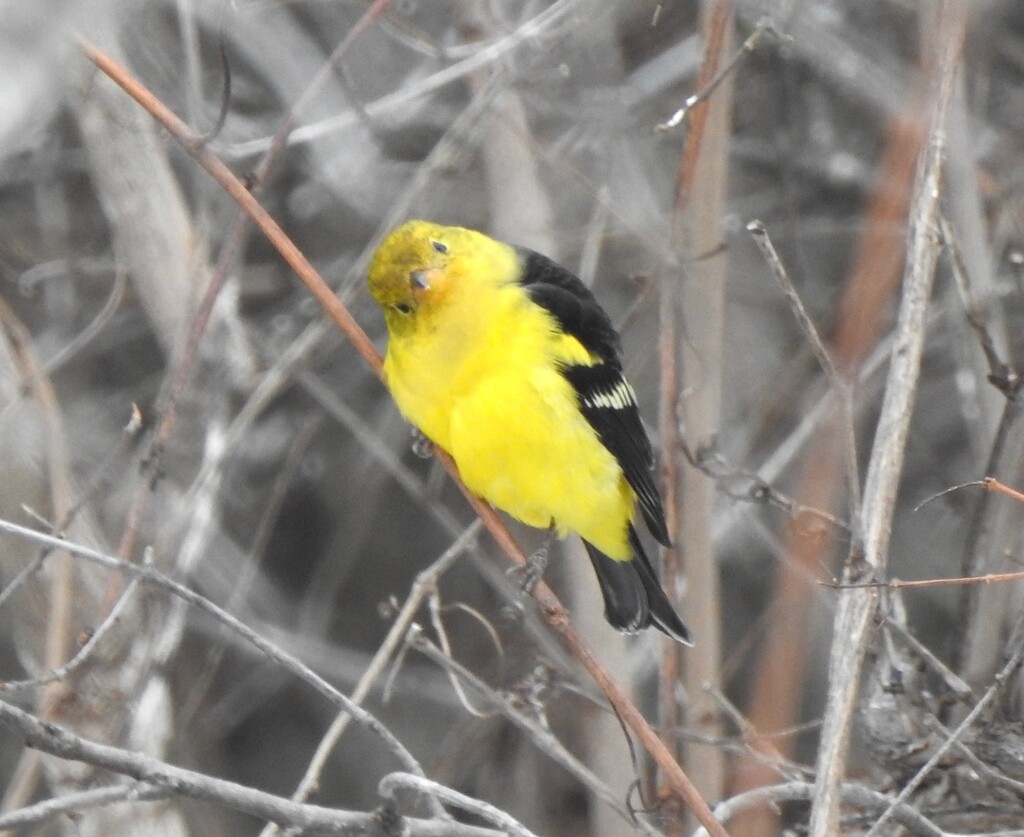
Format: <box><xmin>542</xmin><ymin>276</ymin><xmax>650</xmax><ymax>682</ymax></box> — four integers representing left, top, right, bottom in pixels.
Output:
<box><xmin>409</xmin><ymin>268</ymin><xmax>440</xmax><ymax>292</ymax></box>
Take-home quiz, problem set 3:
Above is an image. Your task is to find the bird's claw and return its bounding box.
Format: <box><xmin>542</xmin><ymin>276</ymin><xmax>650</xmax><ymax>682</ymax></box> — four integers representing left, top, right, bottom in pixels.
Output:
<box><xmin>507</xmin><ymin>544</ymin><xmax>549</xmax><ymax>597</ymax></box>
<box><xmin>410</xmin><ymin>427</ymin><xmax>433</xmax><ymax>459</ymax></box>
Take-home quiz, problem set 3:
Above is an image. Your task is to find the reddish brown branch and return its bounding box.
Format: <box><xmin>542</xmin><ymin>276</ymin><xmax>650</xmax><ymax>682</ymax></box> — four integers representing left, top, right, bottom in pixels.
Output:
<box><xmin>78</xmin><ymin>38</ymin><xmax>728</xmax><ymax>837</ymax></box>
<box><xmin>111</xmin><ymin>0</ymin><xmax>396</xmax><ymax>580</ymax></box>
<box><xmin>659</xmin><ymin>0</ymin><xmax>735</xmax><ymax>822</ymax></box>
<box><xmin>79</xmin><ymin>40</ymin><xmax>382</xmax><ymax>379</ymax></box>
<box><xmin>672</xmin><ymin>0</ymin><xmax>735</xmax><ymax>220</ymax></box>
<box><xmin>983</xmin><ymin>475</ymin><xmax>1024</xmax><ymax>504</ymax></box>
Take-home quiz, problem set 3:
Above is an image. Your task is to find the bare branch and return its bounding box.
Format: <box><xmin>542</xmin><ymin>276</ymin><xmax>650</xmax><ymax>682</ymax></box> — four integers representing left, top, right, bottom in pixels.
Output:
<box><xmin>692</xmin><ymin>780</ymin><xmax>944</xmax><ymax>837</ymax></box>
<box><xmin>379</xmin><ymin>773</ymin><xmax>540</xmax><ymax>837</ymax></box>
<box><xmin>0</xmin><ymin>783</ymin><xmax>170</xmax><ymax>831</ymax></box>
<box><xmin>408</xmin><ymin>627</ymin><xmax>652</xmax><ymax>831</ymax></box>
<box><xmin>809</xmin><ymin>5</ymin><xmax>968</xmax><ymax>833</ymax></box>
<box><xmin>0</xmin><ymin>699</ymin><xmax>500</xmax><ymax>836</ymax></box>
<box><xmin>0</xmin><ymin>517</ymin><xmax>430</xmax><ymax>783</ymax></box>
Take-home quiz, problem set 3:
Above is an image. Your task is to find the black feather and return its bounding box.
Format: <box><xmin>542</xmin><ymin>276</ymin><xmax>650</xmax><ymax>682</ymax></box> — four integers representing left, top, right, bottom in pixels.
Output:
<box><xmin>515</xmin><ymin>249</ymin><xmax>621</xmax><ymax>361</ymax></box>
<box><xmin>583</xmin><ymin>542</ymin><xmax>648</xmax><ymax>634</ymax></box>
<box><xmin>584</xmin><ymin>529</ymin><xmax>692</xmax><ymax>644</ymax></box>
<box><xmin>515</xmin><ymin>248</ymin><xmax>670</xmax><ymax>546</ymax></box>
<box><xmin>627</xmin><ymin>526</ymin><xmax>691</xmax><ymax>644</ymax></box>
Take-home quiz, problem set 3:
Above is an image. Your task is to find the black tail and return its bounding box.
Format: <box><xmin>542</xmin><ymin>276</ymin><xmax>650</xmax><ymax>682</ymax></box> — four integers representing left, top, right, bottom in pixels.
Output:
<box><xmin>582</xmin><ymin>527</ymin><xmax>692</xmax><ymax>645</ymax></box>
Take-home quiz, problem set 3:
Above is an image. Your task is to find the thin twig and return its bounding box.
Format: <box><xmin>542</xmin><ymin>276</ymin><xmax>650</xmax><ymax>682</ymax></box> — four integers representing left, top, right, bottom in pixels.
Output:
<box><xmin>0</xmin><ymin>782</ymin><xmax>170</xmax><ymax>831</ymax></box>
<box><xmin>0</xmin><ymin>545</ymin><xmax>151</xmax><ymax>692</ymax></box>
<box><xmin>683</xmin><ymin>406</ymin><xmax>851</xmax><ymax>533</ymax></box>
<box><xmin>657</xmin><ymin>18</ymin><xmax>776</xmax><ymax>132</ymax></box>
<box><xmin>746</xmin><ymin>219</ymin><xmax>861</xmax><ymax>517</ymax></box>
<box><xmin>427</xmin><ymin>588</ymin><xmax>492</xmax><ymax>719</ymax></box>
<box><xmin>0</xmin><ymin>404</ymin><xmax>141</xmax><ymax>696</ymax></box>
<box><xmin>746</xmin><ymin>221</ymin><xmax>841</xmax><ymax>385</ymax></box>
<box><xmin>408</xmin><ymin>627</ymin><xmax>652</xmax><ymax>831</ymax></box>
<box><xmin>0</xmin><ymin>778</ymin><xmax>169</xmax><ymax>827</ymax></box>
<box><xmin>939</xmin><ymin>213</ymin><xmax>1020</xmax><ymax>394</ymax></box>
<box><xmin>825</xmin><ymin>570</ymin><xmax>1024</xmax><ymax>590</ymax></box>
<box><xmin>219</xmin><ymin>0</ymin><xmax>578</xmax><ymax>160</ymax></box>
<box><xmin>40</xmin><ymin>264</ymin><xmax>128</xmax><ymax>376</ymax></box>
<box><xmin>913</xmin><ymin>478</ymin><xmax>987</xmax><ymax>511</ymax></box>
<box><xmin>700</xmin><ymin>685</ymin><xmax>806</xmax><ymax>782</ymax></box>
<box><xmin>882</xmin><ymin>620</ymin><xmax>973</xmax><ymax>701</ymax></box>
<box><xmin>919</xmin><ymin>713</ymin><xmax>1024</xmax><ymax>797</ymax></box>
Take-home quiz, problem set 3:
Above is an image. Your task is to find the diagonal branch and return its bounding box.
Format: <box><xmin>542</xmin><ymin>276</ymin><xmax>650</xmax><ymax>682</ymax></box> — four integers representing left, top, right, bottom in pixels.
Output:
<box><xmin>77</xmin><ymin>38</ymin><xmax>728</xmax><ymax>837</ymax></box>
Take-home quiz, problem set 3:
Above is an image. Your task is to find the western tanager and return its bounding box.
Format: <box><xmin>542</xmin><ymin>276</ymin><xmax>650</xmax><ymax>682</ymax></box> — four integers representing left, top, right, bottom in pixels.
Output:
<box><xmin>368</xmin><ymin>220</ymin><xmax>691</xmax><ymax>644</ymax></box>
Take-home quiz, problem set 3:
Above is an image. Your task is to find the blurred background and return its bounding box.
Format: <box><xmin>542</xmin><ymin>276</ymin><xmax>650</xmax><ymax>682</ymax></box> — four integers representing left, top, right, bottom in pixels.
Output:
<box><xmin>0</xmin><ymin>0</ymin><xmax>1022</xmax><ymax>834</ymax></box>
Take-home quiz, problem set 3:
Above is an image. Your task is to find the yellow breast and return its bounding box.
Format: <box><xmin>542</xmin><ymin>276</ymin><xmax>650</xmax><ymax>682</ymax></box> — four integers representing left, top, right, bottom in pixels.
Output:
<box><xmin>384</xmin><ymin>284</ymin><xmax>632</xmax><ymax>559</ymax></box>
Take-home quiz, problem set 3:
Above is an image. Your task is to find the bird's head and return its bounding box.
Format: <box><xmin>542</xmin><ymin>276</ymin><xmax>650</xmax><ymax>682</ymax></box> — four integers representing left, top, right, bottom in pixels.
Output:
<box><xmin>368</xmin><ymin>221</ymin><xmax>519</xmax><ymax>334</ymax></box>
<box><xmin>367</xmin><ymin>220</ymin><xmax>459</xmax><ymax>324</ymax></box>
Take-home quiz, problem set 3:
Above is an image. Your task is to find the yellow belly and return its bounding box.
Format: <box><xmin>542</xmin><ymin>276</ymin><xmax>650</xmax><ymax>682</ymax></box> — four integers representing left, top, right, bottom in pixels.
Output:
<box><xmin>381</xmin><ymin>282</ymin><xmax>634</xmax><ymax>560</ymax></box>
<box><xmin>447</xmin><ymin>362</ymin><xmax>633</xmax><ymax>560</ymax></box>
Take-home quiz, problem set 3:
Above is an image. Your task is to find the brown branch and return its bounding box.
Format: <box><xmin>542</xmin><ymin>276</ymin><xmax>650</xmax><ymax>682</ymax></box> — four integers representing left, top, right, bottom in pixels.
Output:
<box><xmin>78</xmin><ymin>40</ymin><xmax>381</xmax><ymax>379</ymax></box>
<box><xmin>78</xmin><ymin>38</ymin><xmax>728</xmax><ymax>837</ymax></box>
<box><xmin>982</xmin><ymin>476</ymin><xmax>1024</xmax><ymax>503</ymax></box>
<box><xmin>672</xmin><ymin>0</ymin><xmax>735</xmax><ymax>218</ymax></box>
<box><xmin>659</xmin><ymin>0</ymin><xmax>735</xmax><ymax>823</ymax></box>
<box><xmin>96</xmin><ymin>5</ymin><xmax>398</xmax><ymax>591</ymax></box>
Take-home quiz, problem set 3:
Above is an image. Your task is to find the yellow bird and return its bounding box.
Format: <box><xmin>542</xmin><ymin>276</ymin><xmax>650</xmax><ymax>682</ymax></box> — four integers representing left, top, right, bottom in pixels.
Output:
<box><xmin>368</xmin><ymin>220</ymin><xmax>691</xmax><ymax>644</ymax></box>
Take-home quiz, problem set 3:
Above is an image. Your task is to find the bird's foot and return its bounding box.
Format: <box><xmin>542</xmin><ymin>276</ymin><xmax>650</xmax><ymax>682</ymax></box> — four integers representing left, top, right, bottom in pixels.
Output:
<box><xmin>508</xmin><ymin>543</ymin><xmax>549</xmax><ymax>597</ymax></box>
<box><xmin>410</xmin><ymin>427</ymin><xmax>433</xmax><ymax>459</ymax></box>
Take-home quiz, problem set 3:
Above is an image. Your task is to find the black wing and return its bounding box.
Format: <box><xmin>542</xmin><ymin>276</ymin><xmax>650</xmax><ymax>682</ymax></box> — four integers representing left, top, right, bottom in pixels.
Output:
<box><xmin>515</xmin><ymin>248</ymin><xmax>670</xmax><ymax>546</ymax></box>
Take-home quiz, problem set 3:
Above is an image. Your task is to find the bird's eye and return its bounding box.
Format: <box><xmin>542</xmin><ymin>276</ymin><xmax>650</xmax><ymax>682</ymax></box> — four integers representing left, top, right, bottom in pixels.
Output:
<box><xmin>430</xmin><ymin>240</ymin><xmax>448</xmax><ymax>254</ymax></box>
<box><xmin>394</xmin><ymin>302</ymin><xmax>412</xmax><ymax>314</ymax></box>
